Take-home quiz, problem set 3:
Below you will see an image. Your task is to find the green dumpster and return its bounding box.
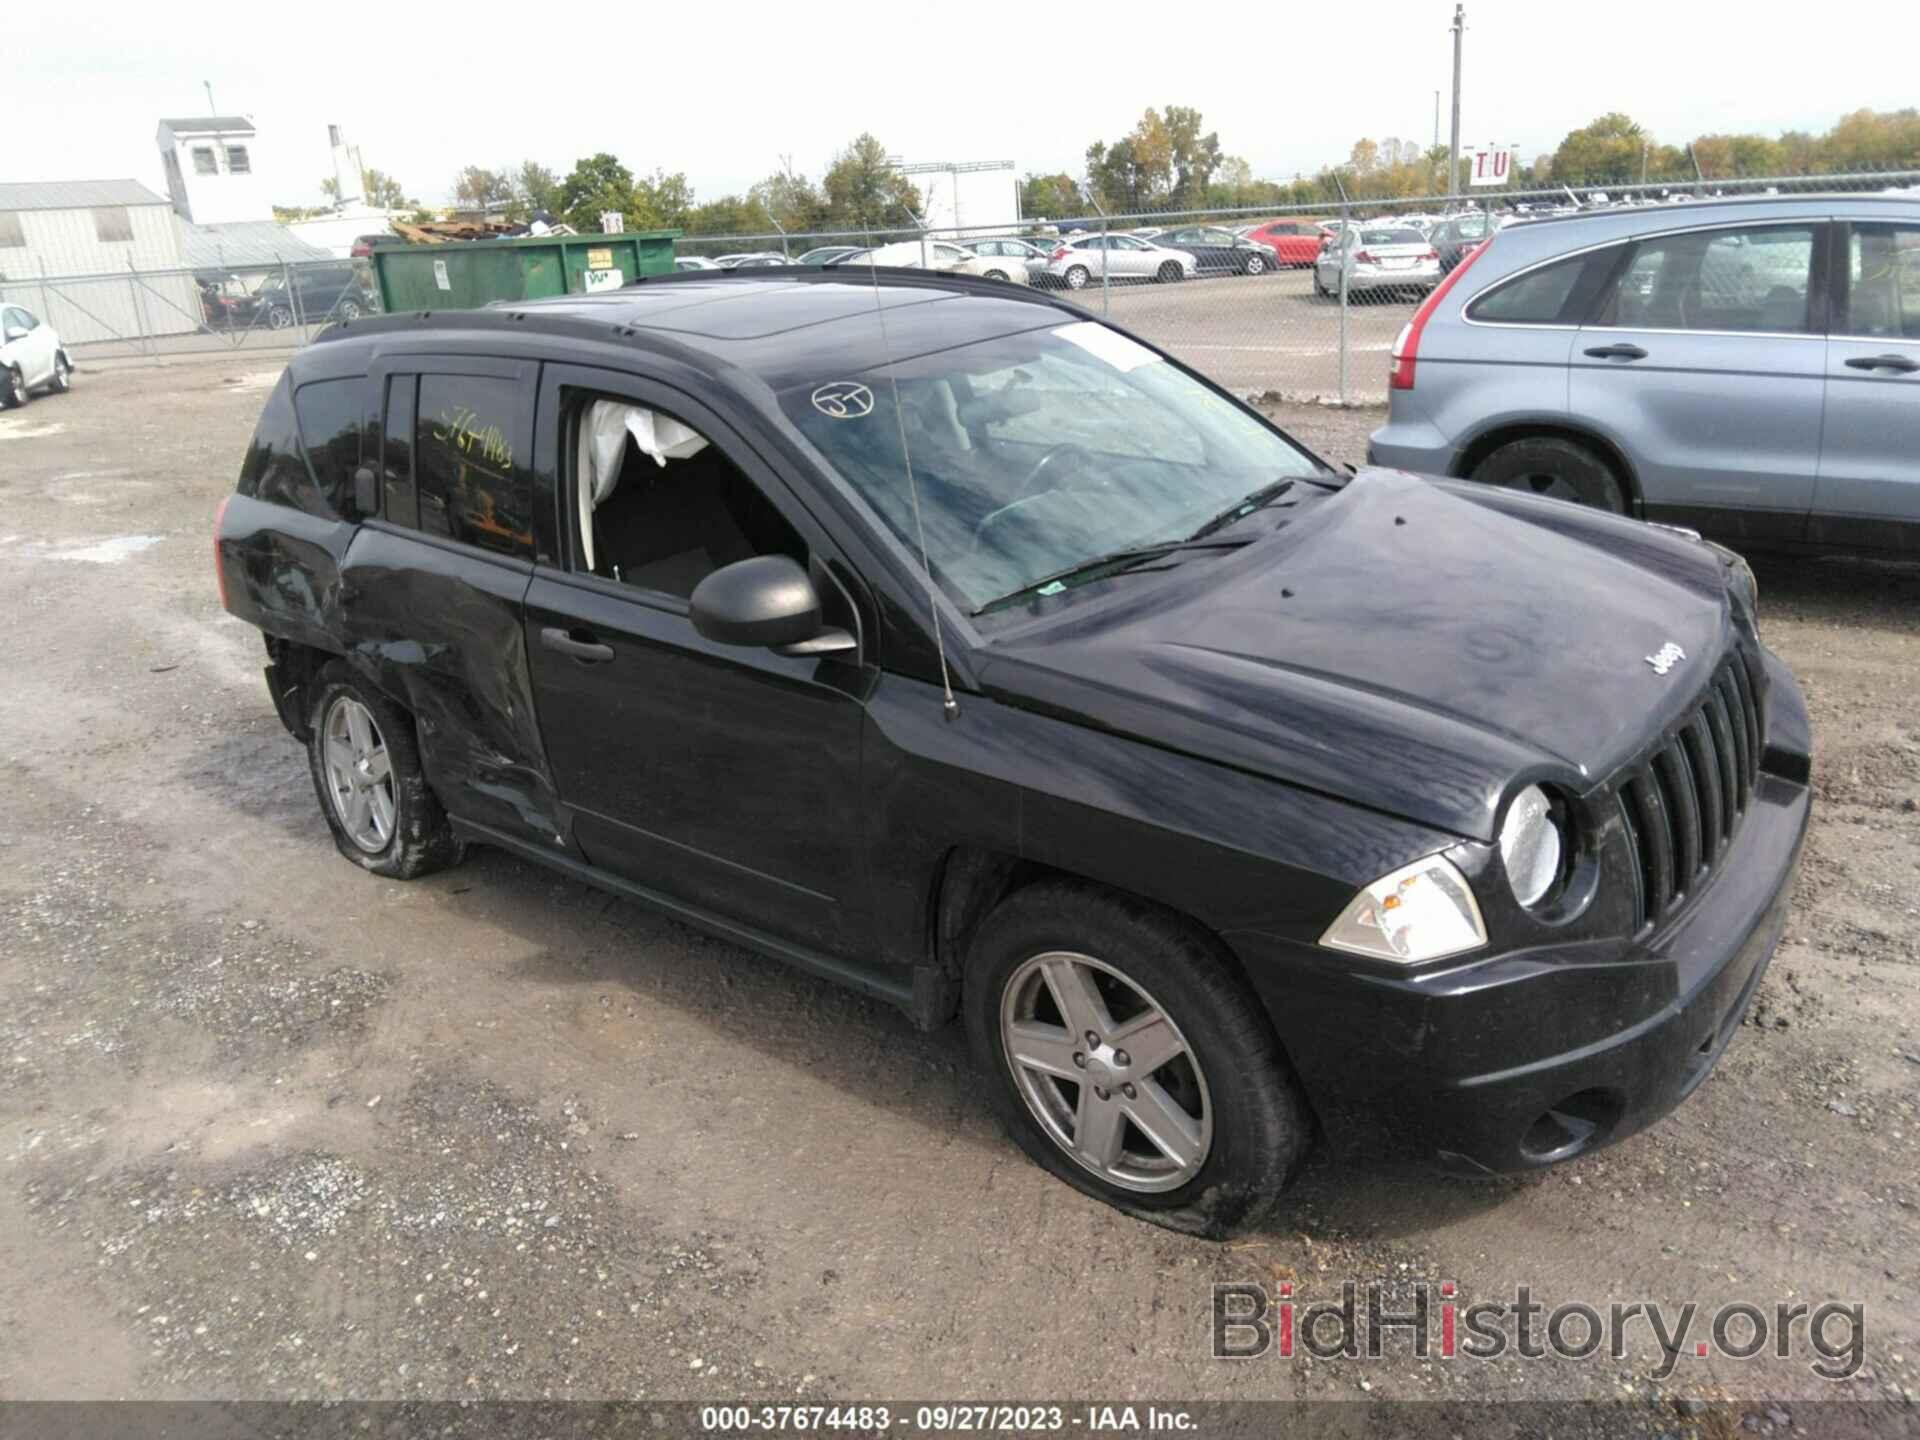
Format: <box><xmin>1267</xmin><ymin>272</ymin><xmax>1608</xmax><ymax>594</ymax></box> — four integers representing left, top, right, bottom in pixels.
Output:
<box><xmin>371</xmin><ymin>230</ymin><xmax>680</xmax><ymax>313</ymax></box>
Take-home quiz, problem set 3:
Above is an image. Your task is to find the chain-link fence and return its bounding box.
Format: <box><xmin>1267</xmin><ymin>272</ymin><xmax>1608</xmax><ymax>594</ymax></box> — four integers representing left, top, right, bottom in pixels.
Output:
<box><xmin>0</xmin><ymin>257</ymin><xmax>382</xmax><ymax>363</ymax></box>
<box><xmin>14</xmin><ymin>168</ymin><xmax>1916</xmax><ymax>398</ymax></box>
<box><xmin>676</xmin><ymin>168</ymin><xmax>1920</xmax><ymax>403</ymax></box>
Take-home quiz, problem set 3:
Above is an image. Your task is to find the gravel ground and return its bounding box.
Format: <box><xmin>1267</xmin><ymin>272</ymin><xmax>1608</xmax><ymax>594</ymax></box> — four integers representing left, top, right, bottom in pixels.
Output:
<box><xmin>0</xmin><ymin>363</ymin><xmax>1916</xmax><ymax>1427</ymax></box>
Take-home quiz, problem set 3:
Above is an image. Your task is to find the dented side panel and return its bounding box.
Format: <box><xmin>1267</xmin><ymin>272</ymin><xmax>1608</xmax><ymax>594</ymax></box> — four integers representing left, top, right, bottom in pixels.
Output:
<box><xmin>335</xmin><ymin>526</ymin><xmax>560</xmax><ymax>844</ymax></box>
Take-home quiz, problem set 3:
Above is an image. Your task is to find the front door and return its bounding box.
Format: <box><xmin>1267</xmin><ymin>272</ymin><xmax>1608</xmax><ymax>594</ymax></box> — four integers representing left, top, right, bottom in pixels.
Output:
<box><xmin>522</xmin><ymin>363</ymin><xmax>873</xmax><ymax>958</ymax></box>
<box><xmin>1570</xmin><ymin>219</ymin><xmax>1829</xmax><ymax>542</ymax></box>
<box><xmin>1814</xmin><ymin>219</ymin><xmax>1920</xmax><ymax>551</ymax></box>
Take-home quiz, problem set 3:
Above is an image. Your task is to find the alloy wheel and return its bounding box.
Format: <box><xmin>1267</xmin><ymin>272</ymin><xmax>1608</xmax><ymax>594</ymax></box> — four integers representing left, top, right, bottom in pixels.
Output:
<box><xmin>1000</xmin><ymin>951</ymin><xmax>1213</xmax><ymax>1192</ymax></box>
<box><xmin>322</xmin><ymin>696</ymin><xmax>396</xmax><ymax>853</ymax></box>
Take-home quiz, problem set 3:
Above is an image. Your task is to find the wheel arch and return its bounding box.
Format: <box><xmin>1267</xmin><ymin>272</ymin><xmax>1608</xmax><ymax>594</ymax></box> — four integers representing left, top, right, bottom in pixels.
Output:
<box><xmin>925</xmin><ymin>845</ymin><xmax>1283</xmax><ymax>1042</ymax></box>
<box><xmin>1454</xmin><ymin>421</ymin><xmax>1643</xmax><ymax>513</ymax></box>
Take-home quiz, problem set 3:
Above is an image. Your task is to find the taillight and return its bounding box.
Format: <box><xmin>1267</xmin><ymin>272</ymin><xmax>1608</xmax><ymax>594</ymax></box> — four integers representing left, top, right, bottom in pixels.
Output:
<box><xmin>1422</xmin><ymin>249</ymin><xmax>1439</xmax><ymax>261</ymax></box>
<box><xmin>1354</xmin><ymin>250</ymin><xmax>1377</xmax><ymax>265</ymax></box>
<box><xmin>213</xmin><ymin>494</ymin><xmax>231</xmax><ymax>610</ymax></box>
<box><xmin>1389</xmin><ymin>237</ymin><xmax>1490</xmax><ymax>391</ymax></box>
<box><xmin>1050</xmin><ymin>246</ymin><xmax>1069</xmax><ymax>260</ymax></box>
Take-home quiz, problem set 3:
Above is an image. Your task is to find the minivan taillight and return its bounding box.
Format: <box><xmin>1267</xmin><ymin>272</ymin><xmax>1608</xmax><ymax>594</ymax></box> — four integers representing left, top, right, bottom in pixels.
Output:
<box><xmin>1389</xmin><ymin>238</ymin><xmax>1490</xmax><ymax>391</ymax></box>
<box><xmin>213</xmin><ymin>494</ymin><xmax>230</xmax><ymax>610</ymax></box>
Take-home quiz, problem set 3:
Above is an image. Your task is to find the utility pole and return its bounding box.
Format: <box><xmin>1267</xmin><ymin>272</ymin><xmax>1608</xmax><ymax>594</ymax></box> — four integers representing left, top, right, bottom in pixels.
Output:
<box><xmin>1448</xmin><ymin>4</ymin><xmax>1464</xmax><ymax>198</ymax></box>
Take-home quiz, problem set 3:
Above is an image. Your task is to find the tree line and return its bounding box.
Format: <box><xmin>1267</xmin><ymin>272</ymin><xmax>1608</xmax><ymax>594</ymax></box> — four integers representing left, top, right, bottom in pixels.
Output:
<box><xmin>278</xmin><ymin>106</ymin><xmax>1919</xmax><ymax>235</ymax></box>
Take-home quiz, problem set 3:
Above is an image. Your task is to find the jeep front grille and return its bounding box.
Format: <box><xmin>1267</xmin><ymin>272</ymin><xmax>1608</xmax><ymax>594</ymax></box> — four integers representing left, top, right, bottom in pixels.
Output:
<box><xmin>1617</xmin><ymin>656</ymin><xmax>1764</xmax><ymax>931</ymax></box>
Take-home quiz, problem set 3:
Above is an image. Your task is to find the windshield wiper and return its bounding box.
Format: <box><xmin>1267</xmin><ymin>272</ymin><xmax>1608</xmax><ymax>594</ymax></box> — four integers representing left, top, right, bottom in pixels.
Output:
<box><xmin>972</xmin><ymin>537</ymin><xmax>1253</xmax><ymax>616</ymax></box>
<box><xmin>1187</xmin><ymin>478</ymin><xmax>1298</xmax><ymax>540</ymax></box>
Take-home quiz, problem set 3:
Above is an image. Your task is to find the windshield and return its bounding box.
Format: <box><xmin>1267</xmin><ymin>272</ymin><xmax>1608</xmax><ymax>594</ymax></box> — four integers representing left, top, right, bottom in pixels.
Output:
<box><xmin>780</xmin><ymin>321</ymin><xmax>1322</xmax><ymax>613</ymax></box>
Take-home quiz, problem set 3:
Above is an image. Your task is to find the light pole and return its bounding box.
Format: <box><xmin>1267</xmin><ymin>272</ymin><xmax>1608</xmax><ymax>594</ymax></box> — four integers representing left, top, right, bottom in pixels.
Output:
<box><xmin>1448</xmin><ymin>4</ymin><xmax>1464</xmax><ymax>198</ymax></box>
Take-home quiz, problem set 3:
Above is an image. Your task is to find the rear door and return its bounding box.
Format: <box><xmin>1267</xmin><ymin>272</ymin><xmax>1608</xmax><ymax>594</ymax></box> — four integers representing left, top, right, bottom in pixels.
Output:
<box><xmin>343</xmin><ymin>355</ymin><xmax>562</xmax><ymax>842</ymax></box>
<box><xmin>1569</xmin><ymin>219</ymin><xmax>1828</xmax><ymax>541</ymax></box>
<box><xmin>521</xmin><ymin>362</ymin><xmax>874</xmax><ymax>959</ymax></box>
<box><xmin>1813</xmin><ymin>219</ymin><xmax>1920</xmax><ymax>550</ymax></box>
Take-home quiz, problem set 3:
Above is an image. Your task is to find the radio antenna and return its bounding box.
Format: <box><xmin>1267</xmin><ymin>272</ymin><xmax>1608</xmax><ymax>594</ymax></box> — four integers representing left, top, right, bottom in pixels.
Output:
<box><xmin>861</xmin><ymin>214</ymin><xmax>959</xmax><ymax>721</ymax></box>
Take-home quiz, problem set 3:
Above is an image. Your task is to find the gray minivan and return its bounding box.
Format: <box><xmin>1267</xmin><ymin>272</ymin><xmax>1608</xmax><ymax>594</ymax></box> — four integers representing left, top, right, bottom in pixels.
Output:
<box><xmin>1367</xmin><ymin>195</ymin><xmax>1920</xmax><ymax>553</ymax></box>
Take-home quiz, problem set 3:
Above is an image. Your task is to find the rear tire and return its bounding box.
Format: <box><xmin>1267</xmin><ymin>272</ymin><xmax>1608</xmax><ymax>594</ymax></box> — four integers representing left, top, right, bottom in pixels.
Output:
<box><xmin>1471</xmin><ymin>435</ymin><xmax>1626</xmax><ymax>513</ymax></box>
<box><xmin>49</xmin><ymin>353</ymin><xmax>72</xmax><ymax>394</ymax></box>
<box><xmin>305</xmin><ymin>662</ymin><xmax>464</xmax><ymax>880</ymax></box>
<box><xmin>963</xmin><ymin>880</ymin><xmax>1313</xmax><ymax>1237</ymax></box>
<box><xmin>1064</xmin><ymin>265</ymin><xmax>1090</xmax><ymax>291</ymax></box>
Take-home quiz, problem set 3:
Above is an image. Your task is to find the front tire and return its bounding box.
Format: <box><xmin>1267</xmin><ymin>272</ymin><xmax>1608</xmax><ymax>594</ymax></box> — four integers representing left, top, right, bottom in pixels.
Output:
<box><xmin>983</xmin><ymin>269</ymin><xmax>1009</xmax><ymax>282</ymax></box>
<box><xmin>1471</xmin><ymin>435</ymin><xmax>1626</xmax><ymax>513</ymax></box>
<box><xmin>1242</xmin><ymin>253</ymin><xmax>1268</xmax><ymax>276</ymax></box>
<box><xmin>1155</xmin><ymin>261</ymin><xmax>1183</xmax><ymax>284</ymax></box>
<box><xmin>305</xmin><ymin>662</ymin><xmax>463</xmax><ymax>879</ymax></box>
<box><xmin>963</xmin><ymin>881</ymin><xmax>1312</xmax><ymax>1237</ymax></box>
<box><xmin>2</xmin><ymin>366</ymin><xmax>26</xmax><ymax>408</ymax></box>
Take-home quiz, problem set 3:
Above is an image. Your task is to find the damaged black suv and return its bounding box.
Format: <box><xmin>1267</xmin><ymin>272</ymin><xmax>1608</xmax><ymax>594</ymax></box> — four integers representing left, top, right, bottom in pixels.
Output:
<box><xmin>216</xmin><ymin>270</ymin><xmax>1811</xmax><ymax>1235</ymax></box>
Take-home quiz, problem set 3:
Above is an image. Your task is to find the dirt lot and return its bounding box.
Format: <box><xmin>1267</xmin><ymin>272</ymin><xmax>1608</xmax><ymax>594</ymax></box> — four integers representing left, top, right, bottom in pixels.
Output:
<box><xmin>1</xmin><ymin>360</ymin><xmax>1916</xmax><ymax>1425</ymax></box>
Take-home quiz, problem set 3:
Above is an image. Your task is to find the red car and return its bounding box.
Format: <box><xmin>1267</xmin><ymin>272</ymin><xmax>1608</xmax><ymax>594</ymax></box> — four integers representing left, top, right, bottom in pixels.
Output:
<box><xmin>1239</xmin><ymin>218</ymin><xmax>1335</xmax><ymax>268</ymax></box>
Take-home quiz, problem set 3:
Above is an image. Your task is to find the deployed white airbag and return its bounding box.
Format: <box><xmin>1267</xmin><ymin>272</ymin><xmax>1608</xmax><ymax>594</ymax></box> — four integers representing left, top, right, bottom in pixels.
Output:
<box><xmin>579</xmin><ymin>399</ymin><xmax>710</xmax><ymax>571</ymax></box>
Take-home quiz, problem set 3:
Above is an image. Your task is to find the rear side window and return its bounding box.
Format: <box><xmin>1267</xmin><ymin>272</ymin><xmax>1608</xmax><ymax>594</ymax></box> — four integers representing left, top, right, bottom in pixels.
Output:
<box><xmin>1467</xmin><ymin>248</ymin><xmax>1616</xmax><ymax>325</ymax></box>
<box><xmin>238</xmin><ymin>374</ymin><xmax>334</xmax><ymax>518</ymax></box>
<box><xmin>292</xmin><ymin>378</ymin><xmax>366</xmax><ymax>516</ymax></box>
<box><xmin>415</xmin><ymin>375</ymin><xmax>534</xmax><ymax>558</ymax></box>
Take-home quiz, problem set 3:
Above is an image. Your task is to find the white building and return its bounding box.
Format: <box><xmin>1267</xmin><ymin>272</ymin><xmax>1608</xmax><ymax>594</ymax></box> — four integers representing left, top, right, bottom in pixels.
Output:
<box><xmin>0</xmin><ymin>179</ymin><xmax>199</xmax><ymax>344</ymax></box>
<box><xmin>157</xmin><ymin>115</ymin><xmax>268</xmax><ymax>225</ymax></box>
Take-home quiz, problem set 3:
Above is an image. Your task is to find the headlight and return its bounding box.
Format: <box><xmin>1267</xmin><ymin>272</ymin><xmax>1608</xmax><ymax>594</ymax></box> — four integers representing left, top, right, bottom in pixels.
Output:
<box><xmin>1320</xmin><ymin>855</ymin><xmax>1486</xmax><ymax>964</ymax></box>
<box><xmin>1500</xmin><ymin>784</ymin><xmax>1564</xmax><ymax>909</ymax></box>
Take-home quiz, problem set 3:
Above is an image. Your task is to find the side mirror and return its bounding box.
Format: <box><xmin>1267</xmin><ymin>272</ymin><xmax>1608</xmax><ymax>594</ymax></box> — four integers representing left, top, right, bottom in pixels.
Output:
<box><xmin>2</xmin><ymin>326</ymin><xmax>24</xmax><ymax>344</ymax></box>
<box><xmin>690</xmin><ymin>555</ymin><xmax>855</xmax><ymax>656</ymax></box>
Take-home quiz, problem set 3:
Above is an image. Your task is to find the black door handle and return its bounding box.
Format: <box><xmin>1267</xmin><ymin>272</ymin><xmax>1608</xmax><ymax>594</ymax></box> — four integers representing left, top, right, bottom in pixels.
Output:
<box><xmin>540</xmin><ymin>626</ymin><xmax>614</xmax><ymax>663</ymax></box>
<box><xmin>1844</xmin><ymin>353</ymin><xmax>1919</xmax><ymax>373</ymax></box>
<box><xmin>1583</xmin><ymin>343</ymin><xmax>1648</xmax><ymax>360</ymax></box>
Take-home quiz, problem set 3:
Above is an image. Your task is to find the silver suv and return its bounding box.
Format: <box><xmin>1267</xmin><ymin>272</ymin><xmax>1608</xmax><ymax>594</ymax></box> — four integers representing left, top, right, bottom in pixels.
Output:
<box><xmin>1367</xmin><ymin>195</ymin><xmax>1920</xmax><ymax>553</ymax></box>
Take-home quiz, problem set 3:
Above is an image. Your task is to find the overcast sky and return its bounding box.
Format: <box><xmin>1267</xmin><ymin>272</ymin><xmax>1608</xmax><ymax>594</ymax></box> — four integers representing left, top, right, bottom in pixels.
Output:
<box><xmin>13</xmin><ymin>0</ymin><xmax>1918</xmax><ymax>209</ymax></box>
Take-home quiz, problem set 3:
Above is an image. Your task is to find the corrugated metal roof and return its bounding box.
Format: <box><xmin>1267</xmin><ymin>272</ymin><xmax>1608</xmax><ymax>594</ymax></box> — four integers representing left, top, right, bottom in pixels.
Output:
<box><xmin>174</xmin><ymin>218</ymin><xmax>332</xmax><ymax>270</ymax></box>
<box><xmin>0</xmin><ymin>179</ymin><xmax>170</xmax><ymax>212</ymax></box>
<box><xmin>157</xmin><ymin>116</ymin><xmax>255</xmax><ymax>134</ymax></box>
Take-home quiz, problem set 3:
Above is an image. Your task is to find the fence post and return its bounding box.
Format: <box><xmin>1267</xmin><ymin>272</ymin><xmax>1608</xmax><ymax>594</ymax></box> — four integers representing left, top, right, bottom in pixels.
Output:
<box><xmin>285</xmin><ymin>262</ymin><xmax>300</xmax><ymax>346</ymax></box>
<box><xmin>1099</xmin><ymin>214</ymin><xmax>1110</xmax><ymax>319</ymax></box>
<box><xmin>1336</xmin><ymin>197</ymin><xmax>1350</xmax><ymax>406</ymax></box>
<box><xmin>126</xmin><ymin>258</ymin><xmax>153</xmax><ymax>360</ymax></box>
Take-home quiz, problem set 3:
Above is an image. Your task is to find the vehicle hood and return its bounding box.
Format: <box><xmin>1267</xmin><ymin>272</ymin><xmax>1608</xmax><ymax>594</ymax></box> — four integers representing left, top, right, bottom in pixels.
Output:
<box><xmin>976</xmin><ymin>468</ymin><xmax>1735</xmax><ymax>841</ymax></box>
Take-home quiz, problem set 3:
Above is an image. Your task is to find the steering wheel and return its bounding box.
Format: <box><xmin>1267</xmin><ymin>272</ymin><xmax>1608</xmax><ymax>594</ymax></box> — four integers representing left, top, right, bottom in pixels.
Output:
<box><xmin>972</xmin><ymin>443</ymin><xmax>1101</xmax><ymax>553</ymax></box>
<box><xmin>1013</xmin><ymin>441</ymin><xmax>1094</xmax><ymax>500</ymax></box>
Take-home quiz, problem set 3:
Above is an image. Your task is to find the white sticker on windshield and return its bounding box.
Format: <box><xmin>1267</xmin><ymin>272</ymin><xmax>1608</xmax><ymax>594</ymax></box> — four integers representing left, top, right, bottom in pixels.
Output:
<box><xmin>812</xmin><ymin>381</ymin><xmax>875</xmax><ymax>419</ymax></box>
<box><xmin>1051</xmin><ymin>321</ymin><xmax>1162</xmax><ymax>373</ymax></box>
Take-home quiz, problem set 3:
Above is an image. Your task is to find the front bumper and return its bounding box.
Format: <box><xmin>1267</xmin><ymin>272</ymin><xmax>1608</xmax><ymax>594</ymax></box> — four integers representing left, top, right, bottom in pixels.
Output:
<box><xmin>1236</xmin><ymin>650</ymin><xmax>1811</xmax><ymax>1175</ymax></box>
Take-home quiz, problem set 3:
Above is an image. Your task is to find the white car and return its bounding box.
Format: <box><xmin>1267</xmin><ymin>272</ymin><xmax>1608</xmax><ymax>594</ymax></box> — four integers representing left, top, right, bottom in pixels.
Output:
<box><xmin>1312</xmin><ymin>225</ymin><xmax>1441</xmax><ymax>298</ymax></box>
<box><xmin>712</xmin><ymin>252</ymin><xmax>790</xmax><ymax>269</ymax></box>
<box><xmin>839</xmin><ymin>240</ymin><xmax>1030</xmax><ymax>285</ymax></box>
<box><xmin>1</xmin><ymin>303</ymin><xmax>71</xmax><ymax>408</ymax></box>
<box><xmin>1043</xmin><ymin>233</ymin><xmax>1198</xmax><ymax>290</ymax></box>
<box><xmin>673</xmin><ymin>256</ymin><xmax>721</xmax><ymax>272</ymax></box>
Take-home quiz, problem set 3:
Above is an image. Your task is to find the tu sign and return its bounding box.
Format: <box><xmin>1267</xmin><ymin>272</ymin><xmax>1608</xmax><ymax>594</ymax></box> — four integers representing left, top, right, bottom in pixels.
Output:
<box><xmin>1469</xmin><ymin>146</ymin><xmax>1515</xmax><ymax>187</ymax></box>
